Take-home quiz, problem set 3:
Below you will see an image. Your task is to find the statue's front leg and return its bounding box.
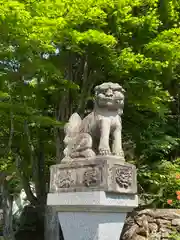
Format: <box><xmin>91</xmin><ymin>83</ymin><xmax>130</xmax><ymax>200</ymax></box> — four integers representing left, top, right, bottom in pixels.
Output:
<box><xmin>112</xmin><ymin>124</ymin><xmax>124</xmax><ymax>157</ymax></box>
<box><xmin>98</xmin><ymin>119</ymin><xmax>111</xmax><ymax>155</ymax></box>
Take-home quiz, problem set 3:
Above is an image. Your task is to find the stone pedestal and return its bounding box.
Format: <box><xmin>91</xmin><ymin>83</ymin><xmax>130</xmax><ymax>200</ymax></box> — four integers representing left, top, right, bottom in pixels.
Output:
<box><xmin>47</xmin><ymin>156</ymin><xmax>138</xmax><ymax>240</ymax></box>
<box><xmin>47</xmin><ymin>191</ymin><xmax>138</xmax><ymax>240</ymax></box>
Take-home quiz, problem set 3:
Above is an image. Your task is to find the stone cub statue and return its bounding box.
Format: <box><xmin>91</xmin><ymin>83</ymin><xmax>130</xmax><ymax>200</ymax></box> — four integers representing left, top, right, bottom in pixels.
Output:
<box><xmin>62</xmin><ymin>82</ymin><xmax>125</xmax><ymax>161</ymax></box>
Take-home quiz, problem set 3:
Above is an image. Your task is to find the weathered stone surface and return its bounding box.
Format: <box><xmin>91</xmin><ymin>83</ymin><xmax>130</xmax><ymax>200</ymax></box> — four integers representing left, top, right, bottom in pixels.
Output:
<box><xmin>155</xmin><ymin>209</ymin><xmax>180</xmax><ymax>220</ymax></box>
<box><xmin>172</xmin><ymin>218</ymin><xmax>180</xmax><ymax>226</ymax></box>
<box><xmin>159</xmin><ymin>227</ymin><xmax>171</xmax><ymax>233</ymax></box>
<box><xmin>150</xmin><ymin>232</ymin><xmax>161</xmax><ymax>240</ymax></box>
<box><xmin>148</xmin><ymin>223</ymin><xmax>158</xmax><ymax>233</ymax></box>
<box><xmin>156</xmin><ymin>218</ymin><xmax>171</xmax><ymax>225</ymax></box>
<box><xmin>121</xmin><ymin>224</ymin><xmax>139</xmax><ymax>240</ymax></box>
<box><xmin>50</xmin><ymin>156</ymin><xmax>137</xmax><ymax>194</ymax></box>
<box><xmin>120</xmin><ymin>209</ymin><xmax>180</xmax><ymax>240</ymax></box>
<box><xmin>62</xmin><ymin>82</ymin><xmax>125</xmax><ymax>162</ymax></box>
<box><xmin>133</xmin><ymin>235</ymin><xmax>146</xmax><ymax>240</ymax></box>
<box><xmin>161</xmin><ymin>231</ymin><xmax>170</xmax><ymax>238</ymax></box>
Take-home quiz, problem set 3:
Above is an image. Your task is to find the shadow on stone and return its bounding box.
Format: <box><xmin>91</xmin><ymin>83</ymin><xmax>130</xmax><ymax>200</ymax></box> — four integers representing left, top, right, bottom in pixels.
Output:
<box><xmin>15</xmin><ymin>205</ymin><xmax>44</xmax><ymax>240</ymax></box>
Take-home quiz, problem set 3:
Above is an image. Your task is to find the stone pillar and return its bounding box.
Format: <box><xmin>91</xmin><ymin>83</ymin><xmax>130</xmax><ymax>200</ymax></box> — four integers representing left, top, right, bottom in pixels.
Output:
<box><xmin>47</xmin><ymin>156</ymin><xmax>138</xmax><ymax>240</ymax></box>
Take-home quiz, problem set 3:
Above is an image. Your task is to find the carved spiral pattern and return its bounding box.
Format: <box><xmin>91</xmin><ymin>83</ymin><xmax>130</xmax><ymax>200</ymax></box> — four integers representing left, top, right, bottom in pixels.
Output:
<box><xmin>115</xmin><ymin>166</ymin><xmax>132</xmax><ymax>189</ymax></box>
<box><xmin>56</xmin><ymin>170</ymin><xmax>74</xmax><ymax>188</ymax></box>
<box><xmin>83</xmin><ymin>168</ymin><xmax>99</xmax><ymax>187</ymax></box>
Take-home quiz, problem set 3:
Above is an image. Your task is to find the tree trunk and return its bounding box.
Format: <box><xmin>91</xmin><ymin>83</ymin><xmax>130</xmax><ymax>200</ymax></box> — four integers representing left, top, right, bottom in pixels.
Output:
<box><xmin>1</xmin><ymin>181</ymin><xmax>15</xmax><ymax>240</ymax></box>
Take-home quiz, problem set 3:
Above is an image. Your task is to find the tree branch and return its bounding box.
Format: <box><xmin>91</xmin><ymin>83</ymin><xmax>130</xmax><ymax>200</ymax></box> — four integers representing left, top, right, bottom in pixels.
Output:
<box><xmin>23</xmin><ymin>120</ymin><xmax>40</xmax><ymax>198</ymax></box>
<box><xmin>15</xmin><ymin>153</ymin><xmax>38</xmax><ymax>206</ymax></box>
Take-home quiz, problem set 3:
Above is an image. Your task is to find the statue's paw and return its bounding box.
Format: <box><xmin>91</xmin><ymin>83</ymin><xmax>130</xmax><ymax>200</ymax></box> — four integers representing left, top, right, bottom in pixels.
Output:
<box><xmin>99</xmin><ymin>148</ymin><xmax>111</xmax><ymax>156</ymax></box>
<box><xmin>86</xmin><ymin>150</ymin><xmax>96</xmax><ymax>158</ymax></box>
<box><xmin>112</xmin><ymin>150</ymin><xmax>124</xmax><ymax>157</ymax></box>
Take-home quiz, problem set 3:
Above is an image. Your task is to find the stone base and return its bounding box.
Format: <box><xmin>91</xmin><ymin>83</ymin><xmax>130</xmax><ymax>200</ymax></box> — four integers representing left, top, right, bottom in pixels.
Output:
<box><xmin>49</xmin><ymin>156</ymin><xmax>137</xmax><ymax>194</ymax></box>
<box><xmin>58</xmin><ymin>212</ymin><xmax>126</xmax><ymax>240</ymax></box>
<box><xmin>47</xmin><ymin>191</ymin><xmax>138</xmax><ymax>240</ymax></box>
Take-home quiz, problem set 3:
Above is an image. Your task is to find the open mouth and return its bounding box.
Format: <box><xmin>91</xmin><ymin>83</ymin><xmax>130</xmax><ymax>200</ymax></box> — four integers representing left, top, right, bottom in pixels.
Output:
<box><xmin>104</xmin><ymin>97</ymin><xmax>113</xmax><ymax>100</ymax></box>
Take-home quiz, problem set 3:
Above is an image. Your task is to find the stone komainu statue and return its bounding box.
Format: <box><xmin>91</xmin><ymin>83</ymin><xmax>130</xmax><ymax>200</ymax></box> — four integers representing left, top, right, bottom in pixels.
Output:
<box><xmin>62</xmin><ymin>82</ymin><xmax>125</xmax><ymax>161</ymax></box>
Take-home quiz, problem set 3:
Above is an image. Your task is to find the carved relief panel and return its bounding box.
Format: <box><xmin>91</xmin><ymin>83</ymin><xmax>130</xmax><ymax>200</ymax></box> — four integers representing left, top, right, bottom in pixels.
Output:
<box><xmin>115</xmin><ymin>165</ymin><xmax>133</xmax><ymax>189</ymax></box>
<box><xmin>83</xmin><ymin>167</ymin><xmax>100</xmax><ymax>187</ymax></box>
<box><xmin>49</xmin><ymin>158</ymin><xmax>137</xmax><ymax>194</ymax></box>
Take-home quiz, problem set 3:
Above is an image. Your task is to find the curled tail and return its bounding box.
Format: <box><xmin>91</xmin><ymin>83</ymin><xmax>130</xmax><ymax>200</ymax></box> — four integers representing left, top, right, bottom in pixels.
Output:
<box><xmin>63</xmin><ymin>113</ymin><xmax>95</xmax><ymax>160</ymax></box>
<box><xmin>64</xmin><ymin>113</ymin><xmax>82</xmax><ymax>144</ymax></box>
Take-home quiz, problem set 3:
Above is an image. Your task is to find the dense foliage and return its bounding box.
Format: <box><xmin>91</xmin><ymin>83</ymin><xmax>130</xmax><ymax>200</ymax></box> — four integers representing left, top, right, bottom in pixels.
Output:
<box><xmin>0</xmin><ymin>0</ymin><xmax>179</xmax><ymax>238</ymax></box>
